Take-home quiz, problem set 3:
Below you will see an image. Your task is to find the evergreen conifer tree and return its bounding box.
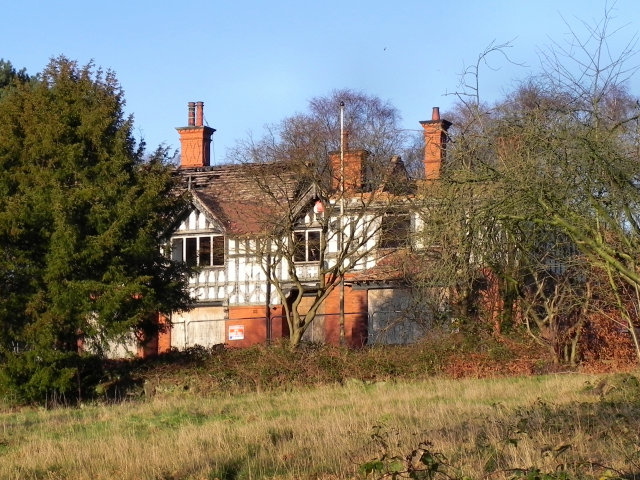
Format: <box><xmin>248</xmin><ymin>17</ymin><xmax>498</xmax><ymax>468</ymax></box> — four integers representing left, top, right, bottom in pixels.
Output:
<box><xmin>0</xmin><ymin>57</ymin><xmax>192</xmax><ymax>403</ymax></box>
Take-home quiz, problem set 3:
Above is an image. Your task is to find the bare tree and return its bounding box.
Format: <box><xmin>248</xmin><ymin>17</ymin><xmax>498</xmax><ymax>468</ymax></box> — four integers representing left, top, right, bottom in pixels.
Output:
<box><xmin>227</xmin><ymin>90</ymin><xmax>413</xmax><ymax>348</ymax></box>
<box><xmin>415</xmin><ymin>5</ymin><xmax>640</xmax><ymax>364</ymax></box>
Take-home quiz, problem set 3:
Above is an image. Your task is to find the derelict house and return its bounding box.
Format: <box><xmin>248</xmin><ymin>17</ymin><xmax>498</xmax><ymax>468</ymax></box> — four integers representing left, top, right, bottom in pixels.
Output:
<box><xmin>115</xmin><ymin>102</ymin><xmax>452</xmax><ymax>357</ymax></box>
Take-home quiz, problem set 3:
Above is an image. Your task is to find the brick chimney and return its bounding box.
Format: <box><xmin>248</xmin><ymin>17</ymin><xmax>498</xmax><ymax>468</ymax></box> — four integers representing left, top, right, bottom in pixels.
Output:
<box><xmin>176</xmin><ymin>101</ymin><xmax>216</xmax><ymax>168</ymax></box>
<box><xmin>420</xmin><ymin>107</ymin><xmax>451</xmax><ymax>180</ymax></box>
<box><xmin>329</xmin><ymin>131</ymin><xmax>369</xmax><ymax>192</ymax></box>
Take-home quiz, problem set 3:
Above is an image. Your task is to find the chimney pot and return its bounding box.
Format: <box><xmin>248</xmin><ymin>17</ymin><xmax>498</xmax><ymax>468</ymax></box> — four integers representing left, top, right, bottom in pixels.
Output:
<box><xmin>196</xmin><ymin>101</ymin><xmax>204</xmax><ymax>127</ymax></box>
<box><xmin>177</xmin><ymin>101</ymin><xmax>216</xmax><ymax>168</ymax></box>
<box><xmin>420</xmin><ymin>109</ymin><xmax>451</xmax><ymax>181</ymax></box>
<box><xmin>188</xmin><ymin>102</ymin><xmax>196</xmax><ymax>126</ymax></box>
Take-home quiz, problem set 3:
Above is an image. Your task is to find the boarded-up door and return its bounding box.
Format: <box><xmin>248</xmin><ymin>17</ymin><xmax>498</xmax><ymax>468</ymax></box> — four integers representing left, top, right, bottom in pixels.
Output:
<box><xmin>171</xmin><ymin>306</ymin><xmax>226</xmax><ymax>349</ymax></box>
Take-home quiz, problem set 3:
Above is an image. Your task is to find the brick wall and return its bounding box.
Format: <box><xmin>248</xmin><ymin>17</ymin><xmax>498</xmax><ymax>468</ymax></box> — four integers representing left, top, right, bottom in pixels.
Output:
<box><xmin>157</xmin><ymin>313</ymin><xmax>171</xmax><ymax>353</ymax></box>
<box><xmin>226</xmin><ymin>306</ymin><xmax>268</xmax><ymax>348</ymax></box>
<box><xmin>324</xmin><ymin>280</ymin><xmax>368</xmax><ymax>347</ymax></box>
<box><xmin>269</xmin><ymin>304</ymin><xmax>289</xmax><ymax>340</ymax></box>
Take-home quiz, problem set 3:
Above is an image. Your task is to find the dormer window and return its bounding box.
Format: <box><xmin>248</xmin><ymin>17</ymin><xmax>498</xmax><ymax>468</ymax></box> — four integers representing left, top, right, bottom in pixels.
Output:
<box><xmin>172</xmin><ymin>235</ymin><xmax>225</xmax><ymax>266</ymax></box>
<box><xmin>293</xmin><ymin>230</ymin><xmax>321</xmax><ymax>263</ymax></box>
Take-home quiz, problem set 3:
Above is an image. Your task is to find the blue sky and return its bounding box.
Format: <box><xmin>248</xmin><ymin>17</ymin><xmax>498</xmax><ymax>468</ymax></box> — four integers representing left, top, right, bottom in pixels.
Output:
<box><xmin>3</xmin><ymin>0</ymin><xmax>640</xmax><ymax>162</ymax></box>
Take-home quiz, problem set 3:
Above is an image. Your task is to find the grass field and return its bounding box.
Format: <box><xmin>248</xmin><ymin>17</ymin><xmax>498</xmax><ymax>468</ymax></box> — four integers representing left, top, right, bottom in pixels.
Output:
<box><xmin>2</xmin><ymin>370</ymin><xmax>639</xmax><ymax>480</ymax></box>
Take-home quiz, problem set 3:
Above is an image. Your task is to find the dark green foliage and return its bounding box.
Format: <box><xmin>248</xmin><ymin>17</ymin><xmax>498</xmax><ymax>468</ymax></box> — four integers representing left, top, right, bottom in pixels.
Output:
<box><xmin>0</xmin><ymin>57</ymin><xmax>193</xmax><ymax>403</ymax></box>
<box><xmin>1</xmin><ymin>350</ymin><xmax>103</xmax><ymax>405</ymax></box>
<box><xmin>0</xmin><ymin>58</ymin><xmax>30</xmax><ymax>94</ymax></box>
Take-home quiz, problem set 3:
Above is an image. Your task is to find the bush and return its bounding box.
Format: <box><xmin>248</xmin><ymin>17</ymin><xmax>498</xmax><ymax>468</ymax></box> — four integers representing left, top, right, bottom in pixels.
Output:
<box><xmin>0</xmin><ymin>349</ymin><xmax>103</xmax><ymax>405</ymax></box>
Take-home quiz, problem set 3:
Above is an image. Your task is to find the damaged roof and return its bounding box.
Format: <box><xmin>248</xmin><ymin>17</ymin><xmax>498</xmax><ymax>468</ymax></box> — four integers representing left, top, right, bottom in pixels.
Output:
<box><xmin>173</xmin><ymin>162</ymin><xmax>313</xmax><ymax>235</ymax></box>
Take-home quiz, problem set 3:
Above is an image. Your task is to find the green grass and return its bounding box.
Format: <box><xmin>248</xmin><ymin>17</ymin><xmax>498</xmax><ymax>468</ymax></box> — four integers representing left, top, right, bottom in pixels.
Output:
<box><xmin>1</xmin><ymin>372</ymin><xmax>640</xmax><ymax>479</ymax></box>
<box><xmin>1</xmin><ymin>334</ymin><xmax>638</xmax><ymax>480</ymax></box>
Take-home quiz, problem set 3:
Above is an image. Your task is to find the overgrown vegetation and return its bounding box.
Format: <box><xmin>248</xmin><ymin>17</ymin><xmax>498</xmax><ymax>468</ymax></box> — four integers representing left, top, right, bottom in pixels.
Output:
<box><xmin>410</xmin><ymin>5</ymin><xmax>640</xmax><ymax>369</ymax></box>
<box><xmin>2</xmin><ymin>360</ymin><xmax>639</xmax><ymax>479</ymax></box>
<box><xmin>2</xmin><ymin>318</ymin><xmax>634</xmax><ymax>407</ymax></box>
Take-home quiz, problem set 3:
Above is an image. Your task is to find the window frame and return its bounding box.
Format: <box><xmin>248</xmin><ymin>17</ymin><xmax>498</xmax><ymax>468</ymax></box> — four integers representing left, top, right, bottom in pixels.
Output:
<box><xmin>293</xmin><ymin>229</ymin><xmax>322</xmax><ymax>263</ymax></box>
<box><xmin>172</xmin><ymin>234</ymin><xmax>225</xmax><ymax>267</ymax></box>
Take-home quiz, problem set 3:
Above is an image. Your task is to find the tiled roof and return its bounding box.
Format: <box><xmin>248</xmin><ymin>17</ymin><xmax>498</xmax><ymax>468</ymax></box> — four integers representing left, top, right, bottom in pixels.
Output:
<box><xmin>173</xmin><ymin>162</ymin><xmax>311</xmax><ymax>235</ymax></box>
<box><xmin>172</xmin><ymin>155</ymin><xmax>414</xmax><ymax>236</ymax></box>
<box><xmin>350</xmin><ymin>249</ymin><xmax>424</xmax><ymax>283</ymax></box>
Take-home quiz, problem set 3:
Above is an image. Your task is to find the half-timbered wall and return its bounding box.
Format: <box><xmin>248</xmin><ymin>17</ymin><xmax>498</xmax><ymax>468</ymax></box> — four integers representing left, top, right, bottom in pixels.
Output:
<box><xmin>166</xmin><ymin>203</ymin><xmax>422</xmax><ymax>350</ymax></box>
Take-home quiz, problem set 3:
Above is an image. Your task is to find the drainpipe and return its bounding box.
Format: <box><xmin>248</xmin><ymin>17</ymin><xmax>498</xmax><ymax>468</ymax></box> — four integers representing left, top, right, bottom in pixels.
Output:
<box><xmin>265</xmin><ymin>249</ymin><xmax>272</xmax><ymax>343</ymax></box>
<box><xmin>339</xmin><ymin>101</ymin><xmax>345</xmax><ymax>346</ymax></box>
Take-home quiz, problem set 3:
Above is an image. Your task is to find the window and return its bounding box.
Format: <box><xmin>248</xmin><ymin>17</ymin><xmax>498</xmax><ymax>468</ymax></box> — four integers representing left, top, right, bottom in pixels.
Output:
<box><xmin>186</xmin><ymin>238</ymin><xmax>198</xmax><ymax>266</ymax></box>
<box><xmin>172</xmin><ymin>235</ymin><xmax>225</xmax><ymax>266</ymax></box>
<box><xmin>379</xmin><ymin>214</ymin><xmax>411</xmax><ymax>249</ymax></box>
<box><xmin>293</xmin><ymin>230</ymin><xmax>321</xmax><ymax>262</ymax></box>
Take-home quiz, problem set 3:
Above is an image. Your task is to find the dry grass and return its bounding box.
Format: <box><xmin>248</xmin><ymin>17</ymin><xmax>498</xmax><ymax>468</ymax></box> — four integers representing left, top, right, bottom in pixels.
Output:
<box><xmin>2</xmin><ymin>372</ymin><xmax>639</xmax><ymax>480</ymax></box>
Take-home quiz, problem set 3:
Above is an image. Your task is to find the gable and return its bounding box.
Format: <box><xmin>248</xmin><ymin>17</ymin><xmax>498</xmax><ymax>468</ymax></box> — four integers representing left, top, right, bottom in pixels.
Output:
<box><xmin>174</xmin><ymin>201</ymin><xmax>225</xmax><ymax>235</ymax></box>
<box><xmin>294</xmin><ymin>199</ymin><xmax>324</xmax><ymax>229</ymax></box>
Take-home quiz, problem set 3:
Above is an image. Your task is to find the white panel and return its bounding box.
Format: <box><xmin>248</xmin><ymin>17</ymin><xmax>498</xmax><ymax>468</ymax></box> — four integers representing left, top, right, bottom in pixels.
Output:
<box><xmin>238</xmin><ymin>258</ymin><xmax>246</xmax><ymax>280</ymax></box>
<box><xmin>103</xmin><ymin>333</ymin><xmax>138</xmax><ymax>359</ymax></box>
<box><xmin>198</xmin><ymin>212</ymin><xmax>207</xmax><ymax>230</ymax></box>
<box><xmin>328</xmin><ymin>236</ymin><xmax>337</xmax><ymax>253</ymax></box>
<box><xmin>188</xmin><ymin>211</ymin><xmax>196</xmax><ymax>230</ymax></box>
<box><xmin>171</xmin><ymin>239</ymin><xmax>184</xmax><ymax>262</ymax></box>
<box><xmin>172</xmin><ymin>307</ymin><xmax>226</xmax><ymax>349</ymax></box>
<box><xmin>368</xmin><ymin>289</ymin><xmax>424</xmax><ymax>345</ymax></box>
<box><xmin>171</xmin><ymin>321</ymin><xmax>187</xmax><ymax>350</ymax></box>
<box><xmin>179</xmin><ymin>221</ymin><xmax>186</xmax><ymax>231</ymax></box>
<box><xmin>228</xmin><ymin>259</ymin><xmax>236</xmax><ymax>281</ymax></box>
